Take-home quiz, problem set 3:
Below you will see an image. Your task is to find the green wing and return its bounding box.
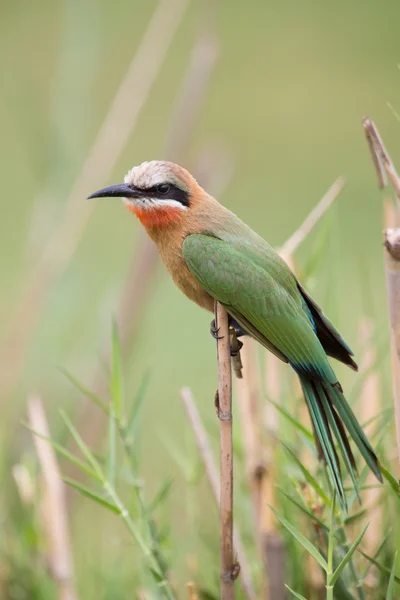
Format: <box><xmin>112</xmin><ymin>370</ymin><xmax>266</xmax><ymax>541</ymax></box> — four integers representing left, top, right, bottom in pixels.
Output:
<box><xmin>182</xmin><ymin>233</ymin><xmax>337</xmax><ymax>386</ymax></box>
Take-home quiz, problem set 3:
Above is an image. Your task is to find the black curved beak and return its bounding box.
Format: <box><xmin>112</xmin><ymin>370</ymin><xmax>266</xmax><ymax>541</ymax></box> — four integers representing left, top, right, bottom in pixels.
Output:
<box><xmin>87</xmin><ymin>183</ymin><xmax>141</xmax><ymax>199</ymax></box>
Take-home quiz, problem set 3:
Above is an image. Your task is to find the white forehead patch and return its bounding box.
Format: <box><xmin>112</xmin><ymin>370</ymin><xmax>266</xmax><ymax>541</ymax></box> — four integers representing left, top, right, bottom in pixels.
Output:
<box><xmin>124</xmin><ymin>161</ymin><xmax>188</xmax><ymax>190</ymax></box>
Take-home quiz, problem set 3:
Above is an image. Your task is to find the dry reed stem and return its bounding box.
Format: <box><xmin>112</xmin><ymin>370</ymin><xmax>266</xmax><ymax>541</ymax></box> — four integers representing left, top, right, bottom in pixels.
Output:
<box><xmin>363</xmin><ymin>117</ymin><xmax>400</xmax><ymax>473</ymax></box>
<box><xmin>12</xmin><ymin>463</ymin><xmax>35</xmax><ymax>506</ymax></box>
<box><xmin>278</xmin><ymin>177</ymin><xmax>346</xmax><ymax>260</ymax></box>
<box><xmin>235</xmin><ymin>338</ymin><xmax>264</xmax><ymax>519</ymax></box>
<box><xmin>165</xmin><ymin>35</ymin><xmax>218</xmax><ymax>162</ymax></box>
<box><xmin>384</xmin><ymin>229</ymin><xmax>400</xmax><ymax>473</ymax></box>
<box><xmin>215</xmin><ymin>302</ymin><xmax>235</xmax><ymax>600</ymax></box>
<box><xmin>358</xmin><ymin>319</ymin><xmax>382</xmax><ymax>554</ymax></box>
<box><xmin>186</xmin><ymin>581</ymin><xmax>199</xmax><ymax>600</ymax></box>
<box><xmin>363</xmin><ymin>118</ymin><xmax>400</xmax><ymax>199</ymax></box>
<box><xmin>264</xmin><ymin>352</ymin><xmax>281</xmax><ymax>436</ymax></box>
<box><xmin>180</xmin><ymin>387</ymin><xmax>257</xmax><ymax>600</ymax></box>
<box><xmin>384</xmin><ymin>197</ymin><xmax>400</xmax><ymax>229</ymax></box>
<box><xmin>236</xmin><ymin>339</ymin><xmax>285</xmax><ymax>600</ymax></box>
<box><xmin>27</xmin><ymin>395</ymin><xmax>77</xmax><ymax>600</ymax></box>
<box><xmin>0</xmin><ymin>0</ymin><xmax>189</xmax><ymax>402</ymax></box>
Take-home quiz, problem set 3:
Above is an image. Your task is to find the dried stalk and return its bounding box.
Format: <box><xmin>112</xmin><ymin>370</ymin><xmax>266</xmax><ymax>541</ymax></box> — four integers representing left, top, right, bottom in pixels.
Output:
<box><xmin>180</xmin><ymin>387</ymin><xmax>257</xmax><ymax>600</ymax></box>
<box><xmin>27</xmin><ymin>395</ymin><xmax>77</xmax><ymax>600</ymax></box>
<box><xmin>236</xmin><ymin>338</ymin><xmax>264</xmax><ymax>519</ymax></box>
<box><xmin>363</xmin><ymin>117</ymin><xmax>400</xmax><ymax>473</ymax></box>
<box><xmin>358</xmin><ymin>319</ymin><xmax>382</xmax><ymax>554</ymax></box>
<box><xmin>384</xmin><ymin>229</ymin><xmax>400</xmax><ymax>472</ymax></box>
<box><xmin>187</xmin><ymin>581</ymin><xmax>199</xmax><ymax>600</ymax></box>
<box><xmin>363</xmin><ymin>118</ymin><xmax>400</xmax><ymax>199</ymax></box>
<box><xmin>215</xmin><ymin>302</ymin><xmax>235</xmax><ymax>600</ymax></box>
<box><xmin>0</xmin><ymin>0</ymin><xmax>189</xmax><ymax>402</ymax></box>
<box><xmin>278</xmin><ymin>177</ymin><xmax>346</xmax><ymax>261</ymax></box>
<box><xmin>236</xmin><ymin>339</ymin><xmax>285</xmax><ymax>600</ymax></box>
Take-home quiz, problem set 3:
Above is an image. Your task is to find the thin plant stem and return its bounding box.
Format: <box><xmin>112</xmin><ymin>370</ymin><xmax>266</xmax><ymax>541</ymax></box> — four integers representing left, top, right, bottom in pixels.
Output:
<box><xmin>215</xmin><ymin>302</ymin><xmax>236</xmax><ymax>600</ymax></box>
<box><xmin>28</xmin><ymin>396</ymin><xmax>77</xmax><ymax>600</ymax></box>
<box><xmin>180</xmin><ymin>387</ymin><xmax>257</xmax><ymax>600</ymax></box>
<box><xmin>278</xmin><ymin>177</ymin><xmax>345</xmax><ymax>260</ymax></box>
<box><xmin>326</xmin><ymin>493</ymin><xmax>336</xmax><ymax>600</ymax></box>
<box><xmin>363</xmin><ymin>117</ymin><xmax>400</xmax><ymax>474</ymax></box>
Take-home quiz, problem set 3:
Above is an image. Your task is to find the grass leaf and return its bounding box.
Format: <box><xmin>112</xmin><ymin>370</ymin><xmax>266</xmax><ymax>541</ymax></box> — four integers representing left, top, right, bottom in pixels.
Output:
<box><xmin>149</xmin><ymin>478</ymin><xmax>173</xmax><ymax>513</ymax></box>
<box><xmin>359</xmin><ymin>550</ymin><xmax>400</xmax><ymax>586</ymax></box>
<box><xmin>107</xmin><ymin>409</ymin><xmax>117</xmax><ymax>487</ymax></box>
<box><xmin>111</xmin><ymin>319</ymin><xmax>124</xmax><ymax>422</ymax></box>
<box><xmin>63</xmin><ymin>477</ymin><xmax>120</xmax><ymax>514</ymax></box>
<box><xmin>24</xmin><ymin>423</ymin><xmax>102</xmax><ymax>481</ymax></box>
<box><xmin>277</xmin><ymin>487</ymin><xmax>328</xmax><ymax>532</ymax></box>
<box><xmin>359</xmin><ymin>529</ymin><xmax>391</xmax><ymax>582</ymax></box>
<box><xmin>61</xmin><ymin>368</ymin><xmax>109</xmax><ymax>414</ymax></box>
<box><xmin>267</xmin><ymin>399</ymin><xmax>314</xmax><ymax>441</ymax></box>
<box><xmin>124</xmin><ymin>369</ymin><xmax>151</xmax><ymax>443</ymax></box>
<box><xmin>269</xmin><ymin>505</ymin><xmax>328</xmax><ymax>571</ymax></box>
<box><xmin>285</xmin><ymin>584</ymin><xmax>308</xmax><ymax>600</ymax></box>
<box><xmin>59</xmin><ymin>410</ymin><xmax>103</xmax><ymax>480</ymax></box>
<box><xmin>386</xmin><ymin>551</ymin><xmax>398</xmax><ymax>600</ymax></box>
<box><xmin>330</xmin><ymin>525</ymin><xmax>369</xmax><ymax>586</ymax></box>
<box><xmin>380</xmin><ymin>465</ymin><xmax>400</xmax><ymax>498</ymax></box>
<box><xmin>283</xmin><ymin>443</ymin><xmax>331</xmax><ymax>506</ymax></box>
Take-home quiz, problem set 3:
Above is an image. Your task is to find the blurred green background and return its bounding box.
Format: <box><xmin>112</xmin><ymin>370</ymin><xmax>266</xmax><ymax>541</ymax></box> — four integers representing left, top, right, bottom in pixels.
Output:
<box><xmin>1</xmin><ymin>0</ymin><xmax>399</xmax><ymax>597</ymax></box>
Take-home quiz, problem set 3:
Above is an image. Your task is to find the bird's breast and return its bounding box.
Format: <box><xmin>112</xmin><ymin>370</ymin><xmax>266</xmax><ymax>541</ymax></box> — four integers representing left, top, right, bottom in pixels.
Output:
<box><xmin>150</xmin><ymin>228</ymin><xmax>214</xmax><ymax>312</ymax></box>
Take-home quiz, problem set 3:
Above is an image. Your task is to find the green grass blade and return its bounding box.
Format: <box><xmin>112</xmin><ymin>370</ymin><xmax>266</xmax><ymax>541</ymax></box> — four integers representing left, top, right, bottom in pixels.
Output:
<box><xmin>386</xmin><ymin>552</ymin><xmax>398</xmax><ymax>600</ymax></box>
<box><xmin>359</xmin><ymin>550</ymin><xmax>400</xmax><ymax>586</ymax></box>
<box><xmin>268</xmin><ymin>399</ymin><xmax>314</xmax><ymax>440</ymax></box>
<box><xmin>269</xmin><ymin>506</ymin><xmax>328</xmax><ymax>571</ymax></box>
<box><xmin>24</xmin><ymin>423</ymin><xmax>102</xmax><ymax>481</ymax></box>
<box><xmin>111</xmin><ymin>319</ymin><xmax>124</xmax><ymax>423</ymax></box>
<box><xmin>61</xmin><ymin>368</ymin><xmax>109</xmax><ymax>414</ymax></box>
<box><xmin>124</xmin><ymin>369</ymin><xmax>151</xmax><ymax>443</ymax></box>
<box><xmin>63</xmin><ymin>477</ymin><xmax>120</xmax><ymax>514</ymax></box>
<box><xmin>282</xmin><ymin>443</ymin><xmax>331</xmax><ymax>506</ymax></box>
<box><xmin>344</xmin><ymin>509</ymin><xmax>368</xmax><ymax>526</ymax></box>
<box><xmin>361</xmin><ymin>408</ymin><xmax>392</xmax><ymax>430</ymax></box>
<box><xmin>107</xmin><ymin>409</ymin><xmax>117</xmax><ymax>487</ymax></box>
<box><xmin>330</xmin><ymin>525</ymin><xmax>369</xmax><ymax>586</ymax></box>
<box><xmin>149</xmin><ymin>478</ymin><xmax>173</xmax><ymax>513</ymax></box>
<box><xmin>284</xmin><ymin>584</ymin><xmax>307</xmax><ymax>600</ymax></box>
<box><xmin>327</xmin><ymin>492</ymin><xmax>336</xmax><ymax>597</ymax></box>
<box><xmin>359</xmin><ymin>530</ymin><xmax>391</xmax><ymax>582</ymax></box>
<box><xmin>59</xmin><ymin>410</ymin><xmax>103</xmax><ymax>479</ymax></box>
<box><xmin>277</xmin><ymin>487</ymin><xmax>328</xmax><ymax>532</ymax></box>
<box><xmin>380</xmin><ymin>465</ymin><xmax>400</xmax><ymax>498</ymax></box>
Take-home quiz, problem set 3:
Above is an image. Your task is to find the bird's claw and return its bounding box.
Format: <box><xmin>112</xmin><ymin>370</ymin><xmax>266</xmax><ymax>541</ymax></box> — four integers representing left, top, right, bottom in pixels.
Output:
<box><xmin>210</xmin><ymin>319</ymin><xmax>223</xmax><ymax>340</ymax></box>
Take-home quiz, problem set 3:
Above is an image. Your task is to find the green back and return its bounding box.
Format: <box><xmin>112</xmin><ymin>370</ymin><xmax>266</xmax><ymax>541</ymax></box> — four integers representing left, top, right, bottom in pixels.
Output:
<box><xmin>182</xmin><ymin>232</ymin><xmax>337</xmax><ymax>386</ymax></box>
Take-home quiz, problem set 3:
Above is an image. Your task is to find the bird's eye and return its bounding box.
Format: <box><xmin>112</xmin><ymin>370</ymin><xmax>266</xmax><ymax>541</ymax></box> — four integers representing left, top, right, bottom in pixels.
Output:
<box><xmin>157</xmin><ymin>183</ymin><xmax>170</xmax><ymax>195</ymax></box>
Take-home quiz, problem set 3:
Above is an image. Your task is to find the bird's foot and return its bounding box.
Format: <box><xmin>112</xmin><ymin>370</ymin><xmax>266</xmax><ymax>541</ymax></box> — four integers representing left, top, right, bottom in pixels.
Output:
<box><xmin>210</xmin><ymin>319</ymin><xmax>223</xmax><ymax>340</ymax></box>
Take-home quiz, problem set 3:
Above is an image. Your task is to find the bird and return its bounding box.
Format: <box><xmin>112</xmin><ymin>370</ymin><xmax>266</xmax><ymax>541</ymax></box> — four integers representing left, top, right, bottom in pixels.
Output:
<box><xmin>88</xmin><ymin>160</ymin><xmax>382</xmax><ymax>509</ymax></box>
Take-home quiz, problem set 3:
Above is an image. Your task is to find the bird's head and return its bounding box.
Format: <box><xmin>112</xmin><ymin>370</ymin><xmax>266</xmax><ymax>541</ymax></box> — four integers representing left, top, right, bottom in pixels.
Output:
<box><xmin>88</xmin><ymin>161</ymin><xmax>199</xmax><ymax>228</ymax></box>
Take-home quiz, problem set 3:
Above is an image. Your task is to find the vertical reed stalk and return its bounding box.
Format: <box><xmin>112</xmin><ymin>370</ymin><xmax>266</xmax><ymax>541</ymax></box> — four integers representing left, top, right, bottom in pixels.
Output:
<box><xmin>363</xmin><ymin>117</ymin><xmax>400</xmax><ymax>474</ymax></box>
<box><xmin>215</xmin><ymin>302</ymin><xmax>235</xmax><ymax>600</ymax></box>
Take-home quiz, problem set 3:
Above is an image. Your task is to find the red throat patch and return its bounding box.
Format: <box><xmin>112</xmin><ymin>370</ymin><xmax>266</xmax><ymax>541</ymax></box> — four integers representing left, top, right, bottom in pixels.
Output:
<box><xmin>125</xmin><ymin>203</ymin><xmax>183</xmax><ymax>228</ymax></box>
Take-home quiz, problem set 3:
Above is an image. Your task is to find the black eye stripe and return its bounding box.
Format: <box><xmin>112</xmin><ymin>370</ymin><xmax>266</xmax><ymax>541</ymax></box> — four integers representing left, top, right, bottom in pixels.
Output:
<box><xmin>137</xmin><ymin>183</ymin><xmax>190</xmax><ymax>206</ymax></box>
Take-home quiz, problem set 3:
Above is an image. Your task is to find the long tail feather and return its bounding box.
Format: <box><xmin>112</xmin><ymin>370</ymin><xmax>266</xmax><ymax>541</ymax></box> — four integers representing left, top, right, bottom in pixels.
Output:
<box><xmin>298</xmin><ymin>373</ymin><xmax>381</xmax><ymax>510</ymax></box>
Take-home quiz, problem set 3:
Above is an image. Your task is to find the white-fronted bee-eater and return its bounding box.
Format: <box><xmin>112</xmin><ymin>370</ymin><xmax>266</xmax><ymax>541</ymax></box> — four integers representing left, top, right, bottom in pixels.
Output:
<box><xmin>88</xmin><ymin>160</ymin><xmax>382</xmax><ymax>509</ymax></box>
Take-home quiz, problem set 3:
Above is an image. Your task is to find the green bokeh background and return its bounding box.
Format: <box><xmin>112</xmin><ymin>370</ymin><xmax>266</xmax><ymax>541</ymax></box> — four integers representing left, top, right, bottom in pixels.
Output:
<box><xmin>1</xmin><ymin>0</ymin><xmax>399</xmax><ymax>594</ymax></box>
